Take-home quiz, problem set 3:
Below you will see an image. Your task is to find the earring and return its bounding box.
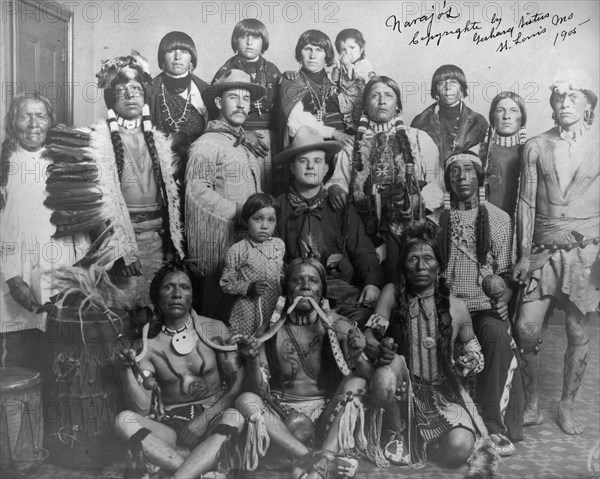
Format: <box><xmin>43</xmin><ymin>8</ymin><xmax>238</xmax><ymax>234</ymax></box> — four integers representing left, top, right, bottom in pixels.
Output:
<box><xmin>443</xmin><ymin>191</ymin><xmax>451</xmax><ymax>210</ymax></box>
<box><xmin>518</xmin><ymin>127</ymin><xmax>528</xmax><ymax>145</ymax></box>
<box><xmin>584</xmin><ymin>109</ymin><xmax>592</xmax><ymax>124</ymax></box>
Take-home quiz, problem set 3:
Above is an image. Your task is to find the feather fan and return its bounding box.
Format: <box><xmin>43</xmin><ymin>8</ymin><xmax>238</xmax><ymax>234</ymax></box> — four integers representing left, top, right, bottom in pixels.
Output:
<box><xmin>44</xmin><ymin>124</ymin><xmax>139</xmax><ymax>269</ymax></box>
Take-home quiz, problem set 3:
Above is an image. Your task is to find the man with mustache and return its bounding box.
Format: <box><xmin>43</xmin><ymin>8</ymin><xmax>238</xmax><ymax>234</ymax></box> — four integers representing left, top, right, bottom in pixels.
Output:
<box><xmin>513</xmin><ymin>69</ymin><xmax>599</xmax><ymax>436</ymax></box>
<box><xmin>186</xmin><ymin>70</ymin><xmax>266</xmax><ymax>321</ymax></box>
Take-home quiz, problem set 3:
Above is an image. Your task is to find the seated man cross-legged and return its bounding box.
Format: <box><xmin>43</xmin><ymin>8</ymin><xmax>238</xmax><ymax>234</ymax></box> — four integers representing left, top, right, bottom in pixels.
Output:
<box><xmin>114</xmin><ymin>262</ymin><xmax>245</xmax><ymax>479</ymax></box>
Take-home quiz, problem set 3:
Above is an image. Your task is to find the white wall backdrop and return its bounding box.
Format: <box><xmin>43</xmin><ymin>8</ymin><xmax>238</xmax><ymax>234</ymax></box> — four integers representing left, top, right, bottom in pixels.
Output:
<box><xmin>58</xmin><ymin>0</ymin><xmax>599</xmax><ymax>136</ymax></box>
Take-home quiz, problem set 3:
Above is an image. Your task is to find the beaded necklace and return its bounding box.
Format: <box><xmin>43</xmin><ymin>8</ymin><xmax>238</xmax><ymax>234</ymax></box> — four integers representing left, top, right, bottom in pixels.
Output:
<box><xmin>159</xmin><ymin>83</ymin><xmax>192</xmax><ymax>132</ymax></box>
<box><xmin>302</xmin><ymin>72</ymin><xmax>330</xmax><ymax>124</ymax></box>
<box><xmin>161</xmin><ymin>314</ymin><xmax>195</xmax><ymax>355</ymax></box>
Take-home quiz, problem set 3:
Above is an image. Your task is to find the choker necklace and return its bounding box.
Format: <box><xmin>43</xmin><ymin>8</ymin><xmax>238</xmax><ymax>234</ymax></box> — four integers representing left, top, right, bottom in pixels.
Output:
<box><xmin>288</xmin><ymin>310</ymin><xmax>318</xmax><ymax>326</ymax></box>
<box><xmin>558</xmin><ymin>124</ymin><xmax>589</xmax><ymax>142</ymax></box>
<box><xmin>452</xmin><ymin>197</ymin><xmax>479</xmax><ymax>210</ymax></box>
<box><xmin>161</xmin><ymin>315</ymin><xmax>195</xmax><ymax>355</ymax></box>
<box><xmin>493</xmin><ymin>132</ymin><xmax>519</xmax><ymax>147</ymax></box>
<box><xmin>116</xmin><ymin>116</ymin><xmax>141</xmax><ymax>130</ymax></box>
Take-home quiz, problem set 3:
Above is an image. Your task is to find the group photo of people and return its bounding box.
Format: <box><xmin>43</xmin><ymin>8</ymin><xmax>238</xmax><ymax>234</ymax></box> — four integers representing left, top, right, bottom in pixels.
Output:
<box><xmin>0</xmin><ymin>1</ymin><xmax>598</xmax><ymax>479</ymax></box>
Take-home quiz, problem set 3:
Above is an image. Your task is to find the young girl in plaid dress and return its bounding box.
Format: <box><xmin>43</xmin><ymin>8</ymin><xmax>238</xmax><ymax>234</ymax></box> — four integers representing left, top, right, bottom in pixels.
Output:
<box><xmin>220</xmin><ymin>193</ymin><xmax>285</xmax><ymax>336</ymax></box>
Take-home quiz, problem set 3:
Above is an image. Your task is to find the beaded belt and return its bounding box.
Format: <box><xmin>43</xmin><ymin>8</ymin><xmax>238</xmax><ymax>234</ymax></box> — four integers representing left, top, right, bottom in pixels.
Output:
<box><xmin>532</xmin><ymin>236</ymin><xmax>600</xmax><ymax>253</ymax></box>
<box><xmin>129</xmin><ymin>210</ymin><xmax>162</xmax><ymax>223</ymax></box>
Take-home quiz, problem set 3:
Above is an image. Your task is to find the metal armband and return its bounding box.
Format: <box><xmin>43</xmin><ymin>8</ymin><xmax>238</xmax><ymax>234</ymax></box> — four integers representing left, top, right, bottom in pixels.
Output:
<box><xmin>458</xmin><ymin>337</ymin><xmax>485</xmax><ymax>375</ymax></box>
<box><xmin>364</xmin><ymin>313</ymin><xmax>390</xmax><ymax>337</ymax></box>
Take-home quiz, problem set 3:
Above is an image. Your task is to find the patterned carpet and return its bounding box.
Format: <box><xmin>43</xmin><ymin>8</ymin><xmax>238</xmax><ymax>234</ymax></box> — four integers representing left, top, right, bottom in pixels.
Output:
<box><xmin>9</xmin><ymin>313</ymin><xmax>600</xmax><ymax>479</ymax></box>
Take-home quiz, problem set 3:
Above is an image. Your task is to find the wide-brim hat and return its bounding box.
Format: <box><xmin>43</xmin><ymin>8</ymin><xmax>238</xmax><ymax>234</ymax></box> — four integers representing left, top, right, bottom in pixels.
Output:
<box><xmin>273</xmin><ymin>126</ymin><xmax>343</xmax><ymax>165</ymax></box>
<box><xmin>203</xmin><ymin>69</ymin><xmax>266</xmax><ymax>107</ymax></box>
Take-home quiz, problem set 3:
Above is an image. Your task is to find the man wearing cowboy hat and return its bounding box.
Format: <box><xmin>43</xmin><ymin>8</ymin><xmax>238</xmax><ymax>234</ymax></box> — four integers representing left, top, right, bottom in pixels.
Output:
<box><xmin>513</xmin><ymin>68</ymin><xmax>599</xmax><ymax>435</ymax></box>
<box><xmin>186</xmin><ymin>69</ymin><xmax>266</xmax><ymax>321</ymax></box>
<box><xmin>273</xmin><ymin>126</ymin><xmax>384</xmax><ymax>327</ymax></box>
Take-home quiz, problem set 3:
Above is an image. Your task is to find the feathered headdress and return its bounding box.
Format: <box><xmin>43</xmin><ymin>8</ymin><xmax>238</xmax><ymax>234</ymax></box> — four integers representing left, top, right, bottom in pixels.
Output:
<box><xmin>96</xmin><ymin>50</ymin><xmax>152</xmax><ymax>89</ymax></box>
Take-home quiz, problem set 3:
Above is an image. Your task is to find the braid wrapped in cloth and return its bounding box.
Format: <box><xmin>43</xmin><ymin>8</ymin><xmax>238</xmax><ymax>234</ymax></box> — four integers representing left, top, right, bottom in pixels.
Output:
<box><xmin>456</xmin><ymin>337</ymin><xmax>485</xmax><ymax>376</ymax></box>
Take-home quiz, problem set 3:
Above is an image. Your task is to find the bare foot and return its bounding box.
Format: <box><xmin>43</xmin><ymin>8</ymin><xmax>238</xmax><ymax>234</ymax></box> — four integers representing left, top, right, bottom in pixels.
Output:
<box><xmin>523</xmin><ymin>400</ymin><xmax>544</xmax><ymax>426</ymax></box>
<box><xmin>558</xmin><ymin>401</ymin><xmax>584</xmax><ymax>435</ymax></box>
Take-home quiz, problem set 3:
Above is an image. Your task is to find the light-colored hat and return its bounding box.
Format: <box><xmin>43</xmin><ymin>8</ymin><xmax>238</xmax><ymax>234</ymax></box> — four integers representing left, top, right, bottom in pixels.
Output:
<box><xmin>273</xmin><ymin>126</ymin><xmax>343</xmax><ymax>165</ymax></box>
<box><xmin>549</xmin><ymin>67</ymin><xmax>596</xmax><ymax>95</ymax></box>
<box><xmin>203</xmin><ymin>69</ymin><xmax>266</xmax><ymax>104</ymax></box>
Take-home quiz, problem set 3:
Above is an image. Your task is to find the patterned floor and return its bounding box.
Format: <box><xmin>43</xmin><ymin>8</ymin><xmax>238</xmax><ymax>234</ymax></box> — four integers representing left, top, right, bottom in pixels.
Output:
<box><xmin>9</xmin><ymin>313</ymin><xmax>600</xmax><ymax>479</ymax></box>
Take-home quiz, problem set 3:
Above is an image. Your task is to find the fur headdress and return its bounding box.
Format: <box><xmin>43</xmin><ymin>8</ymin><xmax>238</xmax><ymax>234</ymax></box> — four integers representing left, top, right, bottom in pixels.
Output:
<box><xmin>549</xmin><ymin>67</ymin><xmax>597</xmax><ymax>122</ymax></box>
<box><xmin>96</xmin><ymin>51</ymin><xmax>152</xmax><ymax>108</ymax></box>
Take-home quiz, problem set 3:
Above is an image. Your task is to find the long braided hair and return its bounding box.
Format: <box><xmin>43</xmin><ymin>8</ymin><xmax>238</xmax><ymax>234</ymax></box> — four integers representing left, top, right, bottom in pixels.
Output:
<box><xmin>438</xmin><ymin>152</ymin><xmax>490</xmax><ymax>267</ymax></box>
<box><xmin>106</xmin><ymin>96</ymin><xmax>173</xmax><ymax>253</ymax></box>
<box><xmin>387</xmin><ymin>222</ymin><xmax>462</xmax><ymax>398</ymax></box>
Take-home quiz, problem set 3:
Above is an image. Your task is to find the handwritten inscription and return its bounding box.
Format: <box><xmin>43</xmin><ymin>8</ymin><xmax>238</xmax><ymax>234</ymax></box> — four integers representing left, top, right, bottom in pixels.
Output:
<box><xmin>385</xmin><ymin>2</ymin><xmax>590</xmax><ymax>52</ymax></box>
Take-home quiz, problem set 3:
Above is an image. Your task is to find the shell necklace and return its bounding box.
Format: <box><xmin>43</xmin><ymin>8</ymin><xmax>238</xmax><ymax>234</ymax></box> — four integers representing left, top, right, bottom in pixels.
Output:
<box><xmin>161</xmin><ymin>314</ymin><xmax>195</xmax><ymax>355</ymax></box>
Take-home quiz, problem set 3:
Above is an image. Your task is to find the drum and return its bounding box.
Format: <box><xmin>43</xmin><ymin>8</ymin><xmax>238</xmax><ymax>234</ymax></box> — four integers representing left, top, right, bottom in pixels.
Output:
<box><xmin>0</xmin><ymin>367</ymin><xmax>48</xmax><ymax>474</ymax></box>
<box><xmin>44</xmin><ymin>305</ymin><xmax>127</xmax><ymax>469</ymax></box>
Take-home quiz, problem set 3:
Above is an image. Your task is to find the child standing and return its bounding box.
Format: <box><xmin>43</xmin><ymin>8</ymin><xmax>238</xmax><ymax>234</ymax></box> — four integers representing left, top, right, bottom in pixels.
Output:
<box><xmin>220</xmin><ymin>194</ymin><xmax>285</xmax><ymax>337</ymax></box>
<box><xmin>212</xmin><ymin>19</ymin><xmax>282</xmax><ymax>192</ymax></box>
<box><xmin>333</xmin><ymin>28</ymin><xmax>376</xmax><ymax>132</ymax></box>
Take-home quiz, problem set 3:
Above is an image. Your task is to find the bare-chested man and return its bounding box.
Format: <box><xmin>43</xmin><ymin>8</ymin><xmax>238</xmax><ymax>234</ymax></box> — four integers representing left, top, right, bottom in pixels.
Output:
<box><xmin>234</xmin><ymin>256</ymin><xmax>373</xmax><ymax>478</ymax></box>
<box><xmin>114</xmin><ymin>262</ymin><xmax>244</xmax><ymax>478</ymax></box>
<box><xmin>513</xmin><ymin>69</ymin><xmax>599</xmax><ymax>435</ymax></box>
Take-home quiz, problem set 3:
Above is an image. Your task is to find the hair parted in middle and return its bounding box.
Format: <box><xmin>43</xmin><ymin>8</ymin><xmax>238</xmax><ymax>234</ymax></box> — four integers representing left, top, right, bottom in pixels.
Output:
<box><xmin>488</xmin><ymin>91</ymin><xmax>527</xmax><ymax>126</ymax></box>
<box><xmin>284</xmin><ymin>256</ymin><xmax>328</xmax><ymax>299</ymax></box>
<box><xmin>231</xmin><ymin>18</ymin><xmax>269</xmax><ymax>53</ymax></box>
<box><xmin>241</xmin><ymin>192</ymin><xmax>280</xmax><ymax>225</ymax></box>
<box><xmin>430</xmin><ymin>64</ymin><xmax>469</xmax><ymax>100</ymax></box>
<box><xmin>362</xmin><ymin>75</ymin><xmax>403</xmax><ymax>112</ymax></box>
<box><xmin>295</xmin><ymin>29</ymin><xmax>336</xmax><ymax>67</ymax></box>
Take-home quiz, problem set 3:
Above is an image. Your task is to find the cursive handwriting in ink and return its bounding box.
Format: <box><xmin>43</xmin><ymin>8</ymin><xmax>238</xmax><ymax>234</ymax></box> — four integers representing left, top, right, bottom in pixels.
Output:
<box><xmin>474</xmin><ymin>13</ymin><xmax>514</xmax><ymax>45</ymax></box>
<box><xmin>518</xmin><ymin>12</ymin><xmax>550</xmax><ymax>28</ymax></box>
<box><xmin>411</xmin><ymin>19</ymin><xmax>482</xmax><ymax>46</ymax></box>
<box><xmin>386</xmin><ymin>0</ymin><xmax>459</xmax><ymax>35</ymax></box>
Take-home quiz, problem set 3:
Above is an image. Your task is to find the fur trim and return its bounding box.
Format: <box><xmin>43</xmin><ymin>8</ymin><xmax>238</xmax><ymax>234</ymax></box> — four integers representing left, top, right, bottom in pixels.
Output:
<box><xmin>458</xmin><ymin>385</ymin><xmax>500</xmax><ymax>479</ymax></box>
<box><xmin>88</xmin><ymin>122</ymin><xmax>139</xmax><ymax>267</ymax></box>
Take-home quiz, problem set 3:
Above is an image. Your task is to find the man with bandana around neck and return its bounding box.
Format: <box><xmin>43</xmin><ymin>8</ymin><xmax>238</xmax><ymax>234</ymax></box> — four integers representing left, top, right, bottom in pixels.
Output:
<box><xmin>185</xmin><ymin>70</ymin><xmax>266</xmax><ymax>322</ymax></box>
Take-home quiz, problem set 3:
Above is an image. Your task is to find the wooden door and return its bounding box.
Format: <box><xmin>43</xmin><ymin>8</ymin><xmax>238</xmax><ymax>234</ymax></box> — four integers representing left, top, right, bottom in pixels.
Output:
<box><xmin>6</xmin><ymin>0</ymin><xmax>72</xmax><ymax>125</ymax></box>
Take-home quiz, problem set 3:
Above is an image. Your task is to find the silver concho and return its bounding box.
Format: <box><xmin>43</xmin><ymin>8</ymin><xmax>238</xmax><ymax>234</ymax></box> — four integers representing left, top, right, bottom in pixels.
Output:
<box><xmin>423</xmin><ymin>336</ymin><xmax>436</xmax><ymax>350</ymax></box>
